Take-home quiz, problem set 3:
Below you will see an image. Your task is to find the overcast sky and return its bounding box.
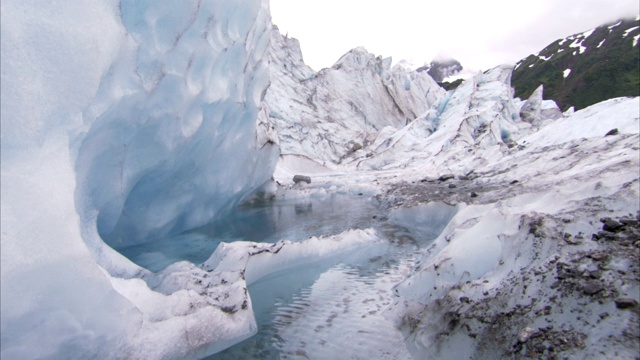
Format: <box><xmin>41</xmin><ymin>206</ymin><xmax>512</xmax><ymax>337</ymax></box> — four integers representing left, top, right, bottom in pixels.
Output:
<box><xmin>270</xmin><ymin>0</ymin><xmax>640</xmax><ymax>73</ymax></box>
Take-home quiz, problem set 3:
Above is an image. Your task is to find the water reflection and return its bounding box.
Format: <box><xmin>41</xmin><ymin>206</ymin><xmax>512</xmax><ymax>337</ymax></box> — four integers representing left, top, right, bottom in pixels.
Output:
<box><xmin>116</xmin><ymin>192</ymin><xmax>458</xmax><ymax>359</ymax></box>
<box><xmin>210</xmin><ymin>201</ymin><xmax>458</xmax><ymax>360</ymax></box>
<box><xmin>117</xmin><ymin>193</ymin><xmax>382</xmax><ymax>272</ymax></box>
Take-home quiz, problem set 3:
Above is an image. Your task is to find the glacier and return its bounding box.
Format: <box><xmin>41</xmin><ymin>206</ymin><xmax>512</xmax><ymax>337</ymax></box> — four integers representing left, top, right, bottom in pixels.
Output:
<box><xmin>1</xmin><ymin>0</ymin><xmax>281</xmax><ymax>358</ymax></box>
<box><xmin>2</xmin><ymin>0</ymin><xmax>639</xmax><ymax>359</ymax></box>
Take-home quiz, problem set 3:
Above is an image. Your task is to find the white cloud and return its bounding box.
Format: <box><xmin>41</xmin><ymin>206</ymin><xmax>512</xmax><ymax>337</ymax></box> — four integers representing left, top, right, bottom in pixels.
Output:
<box><xmin>270</xmin><ymin>0</ymin><xmax>639</xmax><ymax>72</ymax></box>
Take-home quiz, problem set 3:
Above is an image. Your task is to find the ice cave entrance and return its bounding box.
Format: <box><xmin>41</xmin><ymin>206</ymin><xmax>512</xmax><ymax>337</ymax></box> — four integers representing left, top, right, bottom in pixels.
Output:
<box><xmin>116</xmin><ymin>191</ymin><xmax>457</xmax><ymax>359</ymax></box>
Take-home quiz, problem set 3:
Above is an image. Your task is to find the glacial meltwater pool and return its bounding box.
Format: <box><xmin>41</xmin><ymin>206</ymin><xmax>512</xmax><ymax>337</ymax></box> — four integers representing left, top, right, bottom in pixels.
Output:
<box><xmin>118</xmin><ymin>192</ymin><xmax>386</xmax><ymax>272</ymax></box>
<box><xmin>117</xmin><ymin>192</ymin><xmax>457</xmax><ymax>359</ymax></box>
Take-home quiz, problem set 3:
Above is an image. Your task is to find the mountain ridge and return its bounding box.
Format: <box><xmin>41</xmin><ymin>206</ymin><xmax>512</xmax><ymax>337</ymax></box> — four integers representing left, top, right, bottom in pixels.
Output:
<box><xmin>512</xmin><ymin>17</ymin><xmax>640</xmax><ymax>110</ymax></box>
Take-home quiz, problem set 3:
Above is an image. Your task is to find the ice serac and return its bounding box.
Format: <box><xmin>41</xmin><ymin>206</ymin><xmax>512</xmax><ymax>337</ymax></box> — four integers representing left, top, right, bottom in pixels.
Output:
<box><xmin>265</xmin><ymin>29</ymin><xmax>445</xmax><ymax>170</ymax></box>
<box><xmin>354</xmin><ymin>64</ymin><xmax>521</xmax><ymax>174</ymax></box>
<box><xmin>519</xmin><ymin>84</ymin><xmax>563</xmax><ymax>125</ymax></box>
<box><xmin>1</xmin><ymin>0</ymin><xmax>280</xmax><ymax>358</ymax></box>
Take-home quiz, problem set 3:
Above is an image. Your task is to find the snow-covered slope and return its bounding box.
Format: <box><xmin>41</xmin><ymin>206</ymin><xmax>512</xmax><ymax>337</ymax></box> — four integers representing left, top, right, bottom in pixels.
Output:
<box><xmin>265</xmin><ymin>28</ymin><xmax>445</xmax><ymax>171</ymax></box>
<box><xmin>416</xmin><ymin>56</ymin><xmax>464</xmax><ymax>82</ymax></box>
<box><xmin>382</xmin><ymin>95</ymin><xmax>639</xmax><ymax>359</ymax></box>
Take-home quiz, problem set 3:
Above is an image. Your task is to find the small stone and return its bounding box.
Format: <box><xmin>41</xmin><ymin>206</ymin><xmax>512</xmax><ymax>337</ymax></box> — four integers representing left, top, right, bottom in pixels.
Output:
<box><xmin>588</xmin><ymin>252</ymin><xmax>609</xmax><ymax>262</ymax></box>
<box><xmin>602</xmin><ymin>219</ymin><xmax>624</xmax><ymax>232</ymax></box>
<box><xmin>459</xmin><ymin>296</ymin><xmax>471</xmax><ymax>303</ymax></box>
<box><xmin>582</xmin><ymin>281</ymin><xmax>604</xmax><ymax>295</ymax></box>
<box><xmin>596</xmin><ymin>230</ymin><xmax>617</xmax><ymax>240</ymax></box>
<box><xmin>517</xmin><ymin>327</ymin><xmax>538</xmax><ymax>343</ymax></box>
<box><xmin>564</xmin><ymin>234</ymin><xmax>581</xmax><ymax>245</ymax></box>
<box><xmin>448</xmin><ymin>184</ymin><xmax>457</xmax><ymax>189</ymax></box>
<box><xmin>619</xmin><ymin>217</ymin><xmax>639</xmax><ymax>226</ymax></box>
<box><xmin>510</xmin><ymin>180</ymin><xmax>519</xmax><ymax>185</ymax></box>
<box><xmin>470</xmin><ymin>192</ymin><xmax>479</xmax><ymax>198</ymax></box>
<box><xmin>458</xmin><ymin>175</ymin><xmax>470</xmax><ymax>181</ymax></box>
<box><xmin>614</xmin><ymin>298</ymin><xmax>638</xmax><ymax>309</ymax></box>
<box><xmin>293</xmin><ymin>175</ymin><xmax>311</xmax><ymax>184</ymax></box>
<box><xmin>438</xmin><ymin>174</ymin><xmax>455</xmax><ymax>181</ymax></box>
<box><xmin>599</xmin><ymin>312</ymin><xmax>609</xmax><ymax>319</ymax></box>
<box><xmin>604</xmin><ymin>128</ymin><xmax>619</xmax><ymax>137</ymax></box>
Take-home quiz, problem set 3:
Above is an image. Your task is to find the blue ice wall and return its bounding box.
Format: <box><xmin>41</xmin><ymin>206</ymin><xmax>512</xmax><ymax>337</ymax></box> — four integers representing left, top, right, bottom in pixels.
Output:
<box><xmin>75</xmin><ymin>0</ymin><xmax>279</xmax><ymax>248</ymax></box>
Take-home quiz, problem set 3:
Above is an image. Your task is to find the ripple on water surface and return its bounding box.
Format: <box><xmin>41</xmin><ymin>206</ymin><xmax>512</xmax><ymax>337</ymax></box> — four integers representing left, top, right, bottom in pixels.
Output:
<box><xmin>211</xmin><ymin>201</ymin><xmax>457</xmax><ymax>359</ymax></box>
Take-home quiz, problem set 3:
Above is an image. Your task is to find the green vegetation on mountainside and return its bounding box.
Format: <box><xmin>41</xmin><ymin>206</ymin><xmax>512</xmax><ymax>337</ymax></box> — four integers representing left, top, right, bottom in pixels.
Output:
<box><xmin>512</xmin><ymin>18</ymin><xmax>639</xmax><ymax>111</ymax></box>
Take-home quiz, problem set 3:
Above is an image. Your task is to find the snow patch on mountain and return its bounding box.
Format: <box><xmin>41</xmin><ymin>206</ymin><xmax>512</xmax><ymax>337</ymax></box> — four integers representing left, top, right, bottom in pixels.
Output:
<box><xmin>416</xmin><ymin>57</ymin><xmax>464</xmax><ymax>83</ymax></box>
<box><xmin>623</xmin><ymin>26</ymin><xmax>639</xmax><ymax>37</ymax></box>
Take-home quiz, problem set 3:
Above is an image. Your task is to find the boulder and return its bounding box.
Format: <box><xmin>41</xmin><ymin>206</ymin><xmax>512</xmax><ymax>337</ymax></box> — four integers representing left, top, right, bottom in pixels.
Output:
<box><xmin>615</xmin><ymin>298</ymin><xmax>638</xmax><ymax>309</ymax></box>
<box><xmin>517</xmin><ymin>327</ymin><xmax>538</xmax><ymax>343</ymax></box>
<box><xmin>293</xmin><ymin>175</ymin><xmax>311</xmax><ymax>184</ymax></box>
<box><xmin>582</xmin><ymin>281</ymin><xmax>604</xmax><ymax>295</ymax></box>
<box><xmin>602</xmin><ymin>218</ymin><xmax>624</xmax><ymax>232</ymax></box>
<box><xmin>604</xmin><ymin>128</ymin><xmax>619</xmax><ymax>137</ymax></box>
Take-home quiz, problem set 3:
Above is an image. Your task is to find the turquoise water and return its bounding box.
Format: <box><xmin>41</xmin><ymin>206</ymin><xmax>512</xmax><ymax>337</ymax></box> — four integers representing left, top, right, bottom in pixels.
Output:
<box><xmin>116</xmin><ymin>192</ymin><xmax>457</xmax><ymax>359</ymax></box>
<box><xmin>208</xmin><ymin>200</ymin><xmax>457</xmax><ymax>359</ymax></box>
<box><xmin>117</xmin><ymin>192</ymin><xmax>382</xmax><ymax>272</ymax></box>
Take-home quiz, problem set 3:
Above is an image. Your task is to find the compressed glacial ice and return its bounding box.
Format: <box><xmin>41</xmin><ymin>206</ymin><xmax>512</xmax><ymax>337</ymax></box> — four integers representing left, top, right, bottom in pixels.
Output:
<box><xmin>1</xmin><ymin>0</ymin><xmax>281</xmax><ymax>358</ymax></box>
<box><xmin>76</xmin><ymin>0</ymin><xmax>278</xmax><ymax>249</ymax></box>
